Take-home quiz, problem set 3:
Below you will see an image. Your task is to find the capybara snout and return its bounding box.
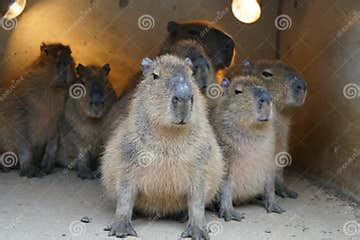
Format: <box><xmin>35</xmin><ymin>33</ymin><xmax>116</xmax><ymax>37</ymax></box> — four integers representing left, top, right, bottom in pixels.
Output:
<box><xmin>253</xmin><ymin>87</ymin><xmax>272</xmax><ymax>122</ymax></box>
<box><xmin>286</xmin><ymin>73</ymin><xmax>307</xmax><ymax>106</ymax></box>
<box><xmin>170</xmin><ymin>73</ymin><xmax>194</xmax><ymax>125</ymax></box>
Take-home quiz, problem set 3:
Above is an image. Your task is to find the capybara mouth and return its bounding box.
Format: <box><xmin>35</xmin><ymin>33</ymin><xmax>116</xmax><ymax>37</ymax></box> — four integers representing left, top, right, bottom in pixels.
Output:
<box><xmin>86</xmin><ymin>108</ymin><xmax>105</xmax><ymax>119</ymax></box>
<box><xmin>174</xmin><ymin>120</ymin><xmax>188</xmax><ymax>125</ymax></box>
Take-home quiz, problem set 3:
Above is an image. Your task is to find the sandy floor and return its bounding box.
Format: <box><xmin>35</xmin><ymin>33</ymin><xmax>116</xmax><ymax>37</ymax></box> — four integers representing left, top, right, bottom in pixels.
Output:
<box><xmin>0</xmin><ymin>171</ymin><xmax>359</xmax><ymax>240</ymax></box>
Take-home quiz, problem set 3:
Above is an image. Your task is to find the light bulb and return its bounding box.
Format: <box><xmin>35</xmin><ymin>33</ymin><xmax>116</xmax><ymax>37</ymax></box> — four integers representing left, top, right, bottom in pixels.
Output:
<box><xmin>3</xmin><ymin>0</ymin><xmax>27</xmax><ymax>20</ymax></box>
<box><xmin>232</xmin><ymin>0</ymin><xmax>261</xmax><ymax>24</ymax></box>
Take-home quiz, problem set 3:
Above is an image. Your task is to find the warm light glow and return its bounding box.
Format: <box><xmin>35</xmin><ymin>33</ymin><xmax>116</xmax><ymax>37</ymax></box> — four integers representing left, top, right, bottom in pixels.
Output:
<box><xmin>232</xmin><ymin>0</ymin><xmax>261</xmax><ymax>24</ymax></box>
<box><xmin>3</xmin><ymin>0</ymin><xmax>27</xmax><ymax>20</ymax></box>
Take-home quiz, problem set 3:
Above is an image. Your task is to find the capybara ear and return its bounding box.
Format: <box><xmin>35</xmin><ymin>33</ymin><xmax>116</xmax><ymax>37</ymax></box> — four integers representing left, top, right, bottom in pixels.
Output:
<box><xmin>242</xmin><ymin>59</ymin><xmax>253</xmax><ymax>75</ymax></box>
<box><xmin>221</xmin><ymin>77</ymin><xmax>231</xmax><ymax>90</ymax></box>
<box><xmin>76</xmin><ymin>64</ymin><xmax>87</xmax><ymax>76</ymax></box>
<box><xmin>184</xmin><ymin>57</ymin><xmax>193</xmax><ymax>69</ymax></box>
<box><xmin>167</xmin><ymin>21</ymin><xmax>179</xmax><ymax>35</ymax></box>
<box><xmin>40</xmin><ymin>42</ymin><xmax>48</xmax><ymax>55</ymax></box>
<box><xmin>102</xmin><ymin>64</ymin><xmax>111</xmax><ymax>76</ymax></box>
<box><xmin>141</xmin><ymin>57</ymin><xmax>153</xmax><ymax>75</ymax></box>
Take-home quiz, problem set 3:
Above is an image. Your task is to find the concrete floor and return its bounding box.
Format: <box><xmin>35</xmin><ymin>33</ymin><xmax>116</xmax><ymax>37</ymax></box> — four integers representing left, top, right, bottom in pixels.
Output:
<box><xmin>0</xmin><ymin>171</ymin><xmax>359</xmax><ymax>240</ymax></box>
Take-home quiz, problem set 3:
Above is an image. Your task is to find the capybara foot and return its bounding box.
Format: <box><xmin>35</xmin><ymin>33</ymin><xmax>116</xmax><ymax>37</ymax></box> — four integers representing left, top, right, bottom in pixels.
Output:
<box><xmin>104</xmin><ymin>220</ymin><xmax>137</xmax><ymax>238</ymax></box>
<box><xmin>181</xmin><ymin>224</ymin><xmax>210</xmax><ymax>240</ymax></box>
<box><xmin>219</xmin><ymin>207</ymin><xmax>245</xmax><ymax>222</ymax></box>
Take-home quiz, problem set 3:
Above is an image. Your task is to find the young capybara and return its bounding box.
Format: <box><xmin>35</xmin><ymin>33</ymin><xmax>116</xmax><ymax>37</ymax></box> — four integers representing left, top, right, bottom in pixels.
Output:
<box><xmin>101</xmin><ymin>55</ymin><xmax>224</xmax><ymax>239</ymax></box>
<box><xmin>160</xmin><ymin>39</ymin><xmax>216</xmax><ymax>94</ymax></box>
<box><xmin>54</xmin><ymin>63</ymin><xmax>116</xmax><ymax>179</ymax></box>
<box><xmin>241</xmin><ymin>60</ymin><xmax>308</xmax><ymax>199</ymax></box>
<box><xmin>0</xmin><ymin>43</ymin><xmax>76</xmax><ymax>177</ymax></box>
<box><xmin>211</xmin><ymin>75</ymin><xmax>285</xmax><ymax>222</ymax></box>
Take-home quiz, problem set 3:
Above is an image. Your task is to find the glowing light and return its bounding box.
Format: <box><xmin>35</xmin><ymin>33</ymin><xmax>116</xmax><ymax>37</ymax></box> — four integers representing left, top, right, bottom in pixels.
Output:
<box><xmin>232</xmin><ymin>0</ymin><xmax>261</xmax><ymax>24</ymax></box>
<box><xmin>3</xmin><ymin>0</ymin><xmax>27</xmax><ymax>20</ymax></box>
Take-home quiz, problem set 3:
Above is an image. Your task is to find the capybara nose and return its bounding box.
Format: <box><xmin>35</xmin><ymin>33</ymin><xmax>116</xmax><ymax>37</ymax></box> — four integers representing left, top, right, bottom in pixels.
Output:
<box><xmin>172</xmin><ymin>94</ymin><xmax>194</xmax><ymax>124</ymax></box>
<box><xmin>254</xmin><ymin>87</ymin><xmax>272</xmax><ymax>122</ymax></box>
<box><xmin>171</xmin><ymin>75</ymin><xmax>193</xmax><ymax>104</ymax></box>
<box><xmin>258</xmin><ymin>91</ymin><xmax>272</xmax><ymax>106</ymax></box>
<box><xmin>171</xmin><ymin>94</ymin><xmax>194</xmax><ymax>105</ymax></box>
<box><xmin>90</xmin><ymin>93</ymin><xmax>105</xmax><ymax>108</ymax></box>
<box><xmin>171</xmin><ymin>74</ymin><xmax>194</xmax><ymax>124</ymax></box>
<box><xmin>295</xmin><ymin>77</ymin><xmax>308</xmax><ymax>92</ymax></box>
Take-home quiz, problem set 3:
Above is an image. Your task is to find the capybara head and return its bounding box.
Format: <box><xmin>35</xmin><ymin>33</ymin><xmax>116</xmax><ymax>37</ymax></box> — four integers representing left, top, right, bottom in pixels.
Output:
<box><xmin>167</xmin><ymin>21</ymin><xmax>235</xmax><ymax>70</ymax></box>
<box><xmin>139</xmin><ymin>54</ymin><xmax>197</xmax><ymax>127</ymax></box>
<box><xmin>162</xmin><ymin>39</ymin><xmax>215</xmax><ymax>93</ymax></box>
<box><xmin>75</xmin><ymin>64</ymin><xmax>115</xmax><ymax>119</ymax></box>
<box><xmin>220</xmin><ymin>76</ymin><xmax>273</xmax><ymax>128</ymax></box>
<box><xmin>40</xmin><ymin>43</ymin><xmax>76</xmax><ymax>86</ymax></box>
<box><xmin>243</xmin><ymin>59</ymin><xmax>307</xmax><ymax>109</ymax></box>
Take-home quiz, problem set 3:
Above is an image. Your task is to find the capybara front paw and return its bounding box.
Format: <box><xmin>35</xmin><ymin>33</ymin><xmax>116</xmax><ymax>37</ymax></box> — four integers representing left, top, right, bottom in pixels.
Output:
<box><xmin>181</xmin><ymin>224</ymin><xmax>210</xmax><ymax>240</ymax></box>
<box><xmin>265</xmin><ymin>202</ymin><xmax>286</xmax><ymax>214</ymax></box>
<box><xmin>219</xmin><ymin>207</ymin><xmax>245</xmax><ymax>222</ymax></box>
<box><xmin>276</xmin><ymin>188</ymin><xmax>299</xmax><ymax>199</ymax></box>
<box><xmin>104</xmin><ymin>220</ymin><xmax>137</xmax><ymax>238</ymax></box>
<box><xmin>275</xmin><ymin>182</ymin><xmax>299</xmax><ymax>199</ymax></box>
<box><xmin>286</xmin><ymin>190</ymin><xmax>299</xmax><ymax>199</ymax></box>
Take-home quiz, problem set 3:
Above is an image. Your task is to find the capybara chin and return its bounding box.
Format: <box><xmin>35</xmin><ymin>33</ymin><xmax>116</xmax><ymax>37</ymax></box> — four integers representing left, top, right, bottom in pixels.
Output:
<box><xmin>211</xmin><ymin>75</ymin><xmax>285</xmax><ymax>222</ymax></box>
<box><xmin>0</xmin><ymin>43</ymin><xmax>76</xmax><ymax>177</ymax></box>
<box><xmin>101</xmin><ymin>54</ymin><xmax>224</xmax><ymax>239</ymax></box>
<box><xmin>54</xmin><ymin>63</ymin><xmax>116</xmax><ymax>179</ymax></box>
<box><xmin>242</xmin><ymin>59</ymin><xmax>308</xmax><ymax>199</ymax></box>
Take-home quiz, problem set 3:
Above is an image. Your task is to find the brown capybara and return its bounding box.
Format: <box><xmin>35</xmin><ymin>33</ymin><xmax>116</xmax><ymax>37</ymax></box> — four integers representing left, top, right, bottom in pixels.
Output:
<box><xmin>101</xmin><ymin>55</ymin><xmax>224</xmax><ymax>239</ymax></box>
<box><xmin>54</xmin><ymin>64</ymin><xmax>116</xmax><ymax>179</ymax></box>
<box><xmin>241</xmin><ymin>59</ymin><xmax>308</xmax><ymax>199</ymax></box>
<box><xmin>0</xmin><ymin>43</ymin><xmax>76</xmax><ymax>177</ymax></box>
<box><xmin>211</xmin><ymin>75</ymin><xmax>285</xmax><ymax>222</ymax></box>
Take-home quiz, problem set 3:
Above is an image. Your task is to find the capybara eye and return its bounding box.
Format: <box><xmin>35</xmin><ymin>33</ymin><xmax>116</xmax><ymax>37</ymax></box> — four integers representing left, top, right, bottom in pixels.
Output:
<box><xmin>262</xmin><ymin>70</ymin><xmax>273</xmax><ymax>79</ymax></box>
<box><xmin>235</xmin><ymin>89</ymin><xmax>243</xmax><ymax>95</ymax></box>
<box><xmin>152</xmin><ymin>73</ymin><xmax>159</xmax><ymax>80</ymax></box>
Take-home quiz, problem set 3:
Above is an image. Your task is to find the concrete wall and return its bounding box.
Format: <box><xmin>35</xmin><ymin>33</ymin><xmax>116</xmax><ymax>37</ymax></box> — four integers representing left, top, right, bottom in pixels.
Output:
<box><xmin>279</xmin><ymin>0</ymin><xmax>360</xmax><ymax>198</ymax></box>
<box><xmin>0</xmin><ymin>0</ymin><xmax>279</xmax><ymax>95</ymax></box>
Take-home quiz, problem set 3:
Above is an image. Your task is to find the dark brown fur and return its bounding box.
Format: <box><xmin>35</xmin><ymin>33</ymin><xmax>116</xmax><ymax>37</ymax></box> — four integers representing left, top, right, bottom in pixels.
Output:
<box><xmin>0</xmin><ymin>43</ymin><xmax>76</xmax><ymax>177</ymax></box>
<box><xmin>55</xmin><ymin>64</ymin><xmax>116</xmax><ymax>179</ymax></box>
<box><xmin>162</xmin><ymin>21</ymin><xmax>235</xmax><ymax>71</ymax></box>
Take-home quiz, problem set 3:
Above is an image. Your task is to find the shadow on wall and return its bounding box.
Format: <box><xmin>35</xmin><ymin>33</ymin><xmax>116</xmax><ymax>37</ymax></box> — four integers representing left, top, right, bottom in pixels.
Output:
<box><xmin>0</xmin><ymin>0</ymin><xmax>280</xmax><ymax>95</ymax></box>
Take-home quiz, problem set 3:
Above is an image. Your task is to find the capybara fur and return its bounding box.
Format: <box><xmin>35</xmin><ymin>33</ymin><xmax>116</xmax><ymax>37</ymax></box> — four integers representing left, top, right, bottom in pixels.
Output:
<box><xmin>101</xmin><ymin>55</ymin><xmax>224</xmax><ymax>239</ymax></box>
<box><xmin>0</xmin><ymin>43</ymin><xmax>76</xmax><ymax>177</ymax></box>
<box><xmin>163</xmin><ymin>20</ymin><xmax>235</xmax><ymax>71</ymax></box>
<box><xmin>55</xmin><ymin>63</ymin><xmax>116</xmax><ymax>179</ymax></box>
<box><xmin>211</xmin><ymin>75</ymin><xmax>285</xmax><ymax>221</ymax></box>
<box><xmin>160</xmin><ymin>39</ymin><xmax>215</xmax><ymax>94</ymax></box>
<box><xmin>241</xmin><ymin>59</ymin><xmax>308</xmax><ymax>199</ymax></box>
